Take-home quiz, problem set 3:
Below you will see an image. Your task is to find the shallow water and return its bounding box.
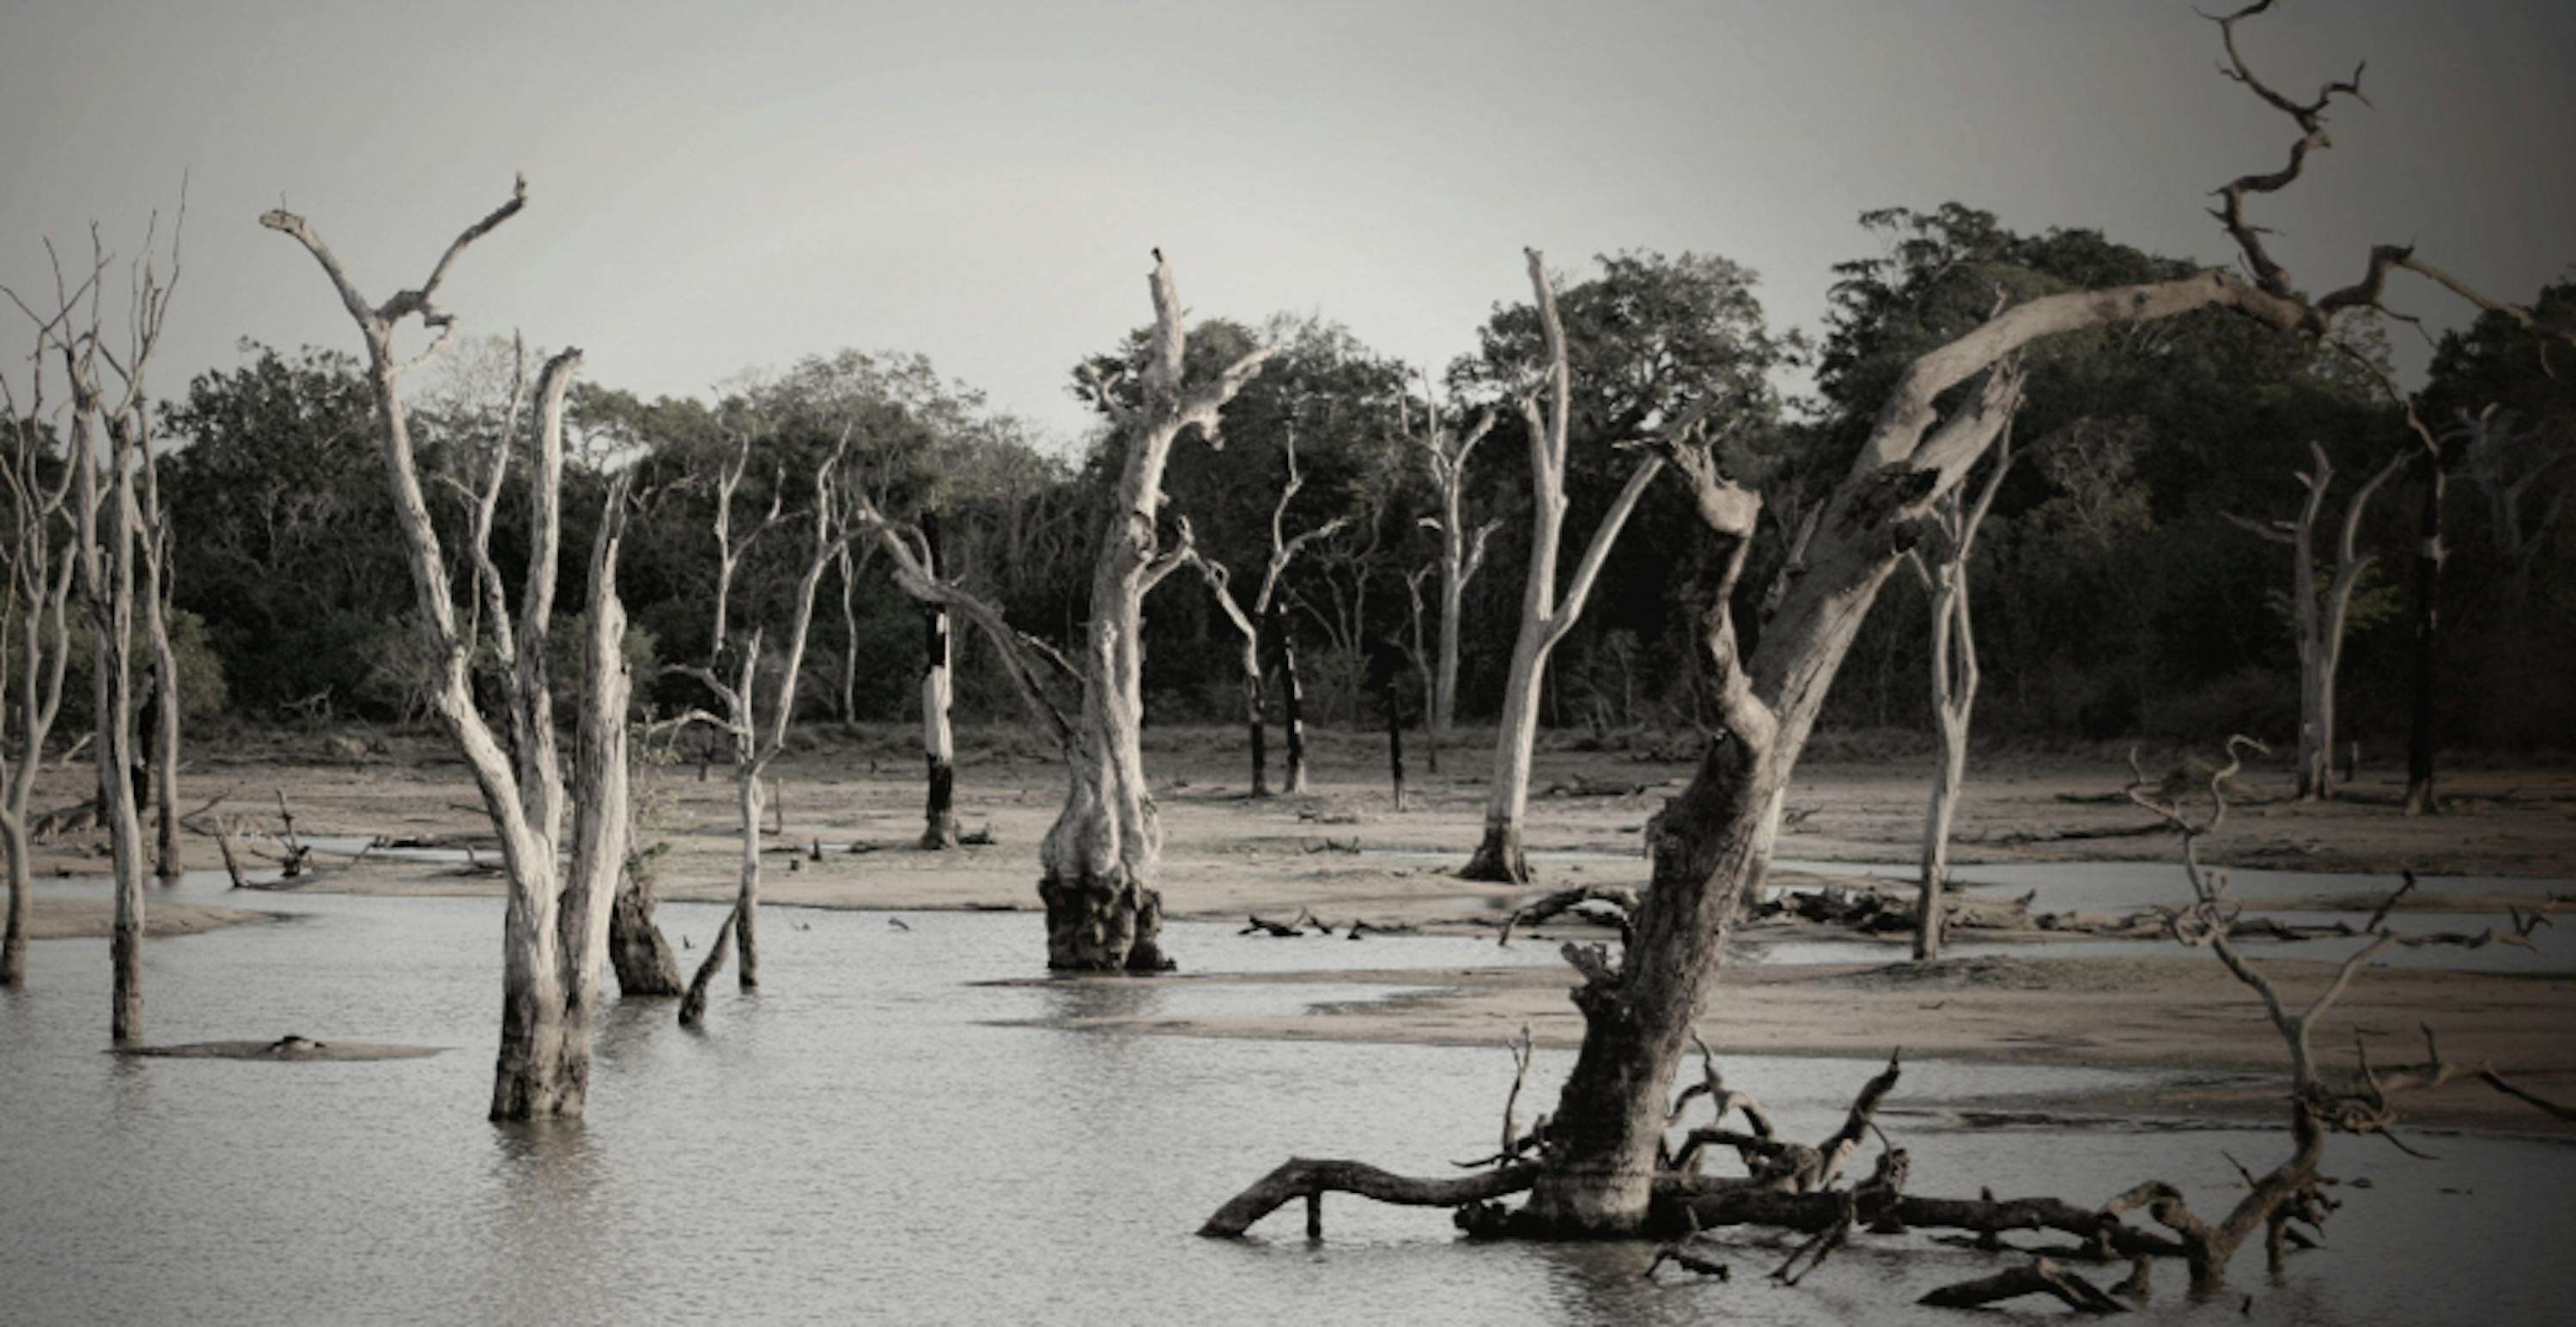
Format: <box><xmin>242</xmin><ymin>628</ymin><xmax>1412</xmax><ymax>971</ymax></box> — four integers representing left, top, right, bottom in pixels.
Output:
<box><xmin>4</xmin><ymin>876</ymin><xmax>2572</xmax><ymax>1325</ymax></box>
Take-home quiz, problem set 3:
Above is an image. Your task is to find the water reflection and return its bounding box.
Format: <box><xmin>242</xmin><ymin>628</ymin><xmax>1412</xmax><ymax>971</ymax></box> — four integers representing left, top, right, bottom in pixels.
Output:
<box><xmin>3</xmin><ymin>892</ymin><xmax>2571</xmax><ymax>1324</ymax></box>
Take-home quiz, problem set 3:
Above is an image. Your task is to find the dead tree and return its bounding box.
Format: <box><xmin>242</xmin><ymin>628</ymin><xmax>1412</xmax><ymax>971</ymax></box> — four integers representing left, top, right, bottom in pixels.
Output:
<box><xmin>17</xmin><ymin>220</ymin><xmax>180</xmax><ymax>1044</ymax></box>
<box><xmin>0</xmin><ymin>284</ymin><xmax>88</xmax><ymax>988</ymax></box>
<box><xmin>1044</xmin><ymin>253</ymin><xmax>1269</xmax><ymax>971</ymax></box>
<box><xmin>675</xmin><ymin>427</ymin><xmax>850</xmax><ymax>1023</ymax></box>
<box><xmin>911</xmin><ymin>508</ymin><xmax>958</xmax><ymax>847</ymax></box>
<box><xmin>847</xmin><ymin>488</ymin><xmax>1080</xmax><ymax>828</ymax></box>
<box><xmin>1903</xmin><ymin>404</ymin><xmax>2017</xmax><ymax>961</ymax></box>
<box><xmin>265</xmin><ymin>179</ymin><xmax>638</xmax><ymax>1118</ymax></box>
<box><xmin>1406</xmin><ymin>374</ymin><xmax>1500</xmax><ymax>771</ymax></box>
<box><xmin>1461</xmin><ymin>251</ymin><xmax>1677</xmax><ymax>884</ymax></box>
<box><xmin>2225</xmin><ymin>440</ymin><xmax>2406</xmax><ymax>800</ymax></box>
<box><xmin>1206</xmin><ymin>1</ymin><xmax>2573</xmax><ymax>1237</ymax></box>
<box><xmin>2457</xmin><ymin>404</ymin><xmax>2567</xmax><ymax>600</ymax></box>
<box><xmin>1193</xmin><ymin>429</ymin><xmax>1348</xmax><ymax>797</ymax></box>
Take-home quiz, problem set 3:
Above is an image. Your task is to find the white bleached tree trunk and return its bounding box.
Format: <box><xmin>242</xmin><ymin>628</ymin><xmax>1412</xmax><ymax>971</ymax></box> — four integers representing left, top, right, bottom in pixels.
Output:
<box><xmin>1045</xmin><ymin>253</ymin><xmax>1270</xmax><ymax>971</ymax></box>
<box><xmin>676</xmin><ymin>429</ymin><xmax>850</xmax><ymax>1024</ymax></box>
<box><xmin>265</xmin><ymin>180</ymin><xmax>637</xmax><ymax>1118</ymax></box>
<box><xmin>2226</xmin><ymin>440</ymin><xmax>2406</xmax><ymax>800</ymax></box>
<box><xmin>1461</xmin><ymin>250</ymin><xmax>1674</xmax><ymax>885</ymax></box>
<box><xmin>1406</xmin><ymin>375</ymin><xmax>1500</xmax><ymax>771</ymax></box>
<box><xmin>1904</xmin><ymin>414</ymin><xmax>2017</xmax><ymax>962</ymax></box>
<box><xmin>0</xmin><ymin>314</ymin><xmax>86</xmax><ymax>989</ymax></box>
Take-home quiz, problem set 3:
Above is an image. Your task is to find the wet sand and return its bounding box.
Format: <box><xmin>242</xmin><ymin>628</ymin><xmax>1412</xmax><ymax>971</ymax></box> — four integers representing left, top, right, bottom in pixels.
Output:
<box><xmin>23</xmin><ymin>722</ymin><xmax>2573</xmax><ymax>1129</ymax></box>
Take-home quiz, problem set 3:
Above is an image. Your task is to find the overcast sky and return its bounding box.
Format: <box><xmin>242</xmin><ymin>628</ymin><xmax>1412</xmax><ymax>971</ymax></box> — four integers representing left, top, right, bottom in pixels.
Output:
<box><xmin>5</xmin><ymin>0</ymin><xmax>2571</xmax><ymax>447</ymax></box>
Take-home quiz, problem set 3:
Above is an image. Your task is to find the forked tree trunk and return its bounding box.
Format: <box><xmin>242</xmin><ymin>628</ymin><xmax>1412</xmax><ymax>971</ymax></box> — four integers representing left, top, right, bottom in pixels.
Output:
<box><xmin>1043</xmin><ymin>253</ymin><xmax>1269</xmax><ymax>971</ymax></box>
<box><xmin>2227</xmin><ymin>441</ymin><xmax>2404</xmax><ymax>800</ymax></box>
<box><xmin>676</xmin><ymin>432</ymin><xmax>848</xmax><ymax>1019</ymax></box>
<box><xmin>1407</xmin><ymin>378</ymin><xmax>1498</xmax><ymax>769</ymax></box>
<box><xmin>267</xmin><ymin>182</ymin><xmax>636</xmax><ymax>1118</ymax></box>
<box><xmin>1909</xmin><ymin>435</ymin><xmax>2011</xmax><ymax>961</ymax></box>
<box><xmin>0</xmin><ymin>369</ymin><xmax>76</xmax><ymax>989</ymax></box>
<box><xmin>1462</xmin><ymin>252</ymin><xmax>1667</xmax><ymax>885</ymax></box>
<box><xmin>1523</xmin><ymin>361</ymin><xmax>2022</xmax><ymax>1233</ymax></box>
<box><xmin>68</xmin><ymin>371</ymin><xmax>150</xmax><ymax>1045</ymax></box>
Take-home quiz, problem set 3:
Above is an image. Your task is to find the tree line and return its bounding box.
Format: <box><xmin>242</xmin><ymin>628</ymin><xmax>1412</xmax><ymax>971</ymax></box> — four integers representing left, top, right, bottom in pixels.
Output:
<box><xmin>116</xmin><ymin>217</ymin><xmax>2569</xmax><ymax>769</ymax></box>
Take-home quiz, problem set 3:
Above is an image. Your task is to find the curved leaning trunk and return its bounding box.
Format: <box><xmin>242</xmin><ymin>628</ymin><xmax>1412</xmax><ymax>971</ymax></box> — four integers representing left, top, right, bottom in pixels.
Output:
<box><xmin>1461</xmin><ymin>615</ymin><xmax>1550</xmax><ymax>883</ymax></box>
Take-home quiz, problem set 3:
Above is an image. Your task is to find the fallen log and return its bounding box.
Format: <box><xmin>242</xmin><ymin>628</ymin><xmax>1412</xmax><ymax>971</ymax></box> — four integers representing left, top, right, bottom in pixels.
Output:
<box><xmin>1918</xmin><ymin>1256</ymin><xmax>2129</xmax><ymax>1313</ymax></box>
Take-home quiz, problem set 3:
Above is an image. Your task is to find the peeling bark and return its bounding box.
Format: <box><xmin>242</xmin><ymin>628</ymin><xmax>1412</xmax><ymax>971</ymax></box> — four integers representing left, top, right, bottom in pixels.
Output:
<box><xmin>1045</xmin><ymin>254</ymin><xmax>1269</xmax><ymax>971</ymax></box>
<box><xmin>265</xmin><ymin>180</ymin><xmax>636</xmax><ymax>1118</ymax></box>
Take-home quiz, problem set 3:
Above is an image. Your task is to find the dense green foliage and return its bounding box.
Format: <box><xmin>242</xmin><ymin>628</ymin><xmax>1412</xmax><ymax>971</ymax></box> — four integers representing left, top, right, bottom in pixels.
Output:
<box><xmin>108</xmin><ymin>214</ymin><xmax>2573</xmax><ymax>753</ymax></box>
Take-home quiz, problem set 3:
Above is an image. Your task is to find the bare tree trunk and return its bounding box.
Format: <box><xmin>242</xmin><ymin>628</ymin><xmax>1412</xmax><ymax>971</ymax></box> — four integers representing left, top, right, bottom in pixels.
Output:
<box><xmin>1272</xmin><ymin>605</ymin><xmax>1311</xmax><ymax>795</ymax></box>
<box><xmin>1908</xmin><ymin>434</ymin><xmax>2011</xmax><ymax>961</ymax></box>
<box><xmin>607</xmin><ymin>861</ymin><xmax>683</xmax><ymax>996</ymax></box>
<box><xmin>732</xmin><ymin>770</ymin><xmax>762</xmax><ymax>988</ymax></box>
<box><xmin>1043</xmin><ymin>253</ymin><xmax>1269</xmax><ymax>971</ymax></box>
<box><xmin>0</xmin><ymin>319</ymin><xmax>79</xmax><ymax>988</ymax></box>
<box><xmin>1382</xmin><ymin>673</ymin><xmax>1406</xmax><ymax>811</ymax></box>
<box><xmin>66</xmin><ymin>357</ymin><xmax>150</xmax><ymax>1045</ymax></box>
<box><xmin>1463</xmin><ymin>252</ymin><xmax>1667</xmax><ymax>885</ymax></box>
<box><xmin>1915</xmin><ymin>587</ymin><xmax>1966</xmax><ymax>963</ymax></box>
<box><xmin>918</xmin><ymin>513</ymin><xmax>959</xmax><ymax>849</ymax></box>
<box><xmin>1408</xmin><ymin>378</ymin><xmax>1498</xmax><ymax>767</ymax></box>
<box><xmin>2405</xmin><ymin>439</ymin><xmax>2448</xmax><ymax>815</ymax></box>
<box><xmin>2227</xmin><ymin>441</ymin><xmax>2404</xmax><ymax>801</ymax></box>
<box><xmin>266</xmin><ymin>181</ymin><xmax>635</xmax><ymax>1118</ymax></box>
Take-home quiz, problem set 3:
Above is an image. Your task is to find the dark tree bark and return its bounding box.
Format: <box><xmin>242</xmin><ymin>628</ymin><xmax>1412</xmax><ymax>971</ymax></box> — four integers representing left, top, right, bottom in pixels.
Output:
<box><xmin>2404</xmin><ymin>437</ymin><xmax>2449</xmax><ymax>814</ymax></box>
<box><xmin>607</xmin><ymin>862</ymin><xmax>683</xmax><ymax>997</ymax></box>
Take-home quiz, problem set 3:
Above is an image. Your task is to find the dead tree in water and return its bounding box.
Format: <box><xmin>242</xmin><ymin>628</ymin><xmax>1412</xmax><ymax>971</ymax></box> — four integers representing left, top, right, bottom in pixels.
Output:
<box><xmin>1206</xmin><ymin>2</ymin><xmax>2574</xmax><ymax>1239</ymax></box>
<box><xmin>1044</xmin><ymin>253</ymin><xmax>1269</xmax><ymax>971</ymax></box>
<box><xmin>1461</xmin><ymin>252</ymin><xmax>1678</xmax><ymax>885</ymax></box>
<box><xmin>265</xmin><ymin>180</ymin><xmax>637</xmax><ymax>1118</ymax></box>
<box><xmin>674</xmin><ymin>426</ymin><xmax>850</xmax><ymax>1025</ymax></box>
<box><xmin>2225</xmin><ymin>440</ymin><xmax>2406</xmax><ymax>800</ymax></box>
<box><xmin>1406</xmin><ymin>374</ymin><xmax>1500</xmax><ymax>774</ymax></box>
<box><xmin>1193</xmin><ymin>429</ymin><xmax>1347</xmax><ymax>797</ymax></box>
<box><xmin>10</xmin><ymin>216</ymin><xmax>180</xmax><ymax>1041</ymax></box>
<box><xmin>0</xmin><ymin>283</ymin><xmax>91</xmax><ymax>988</ymax></box>
<box><xmin>1903</xmin><ymin>403</ymin><xmax>2018</xmax><ymax>961</ymax></box>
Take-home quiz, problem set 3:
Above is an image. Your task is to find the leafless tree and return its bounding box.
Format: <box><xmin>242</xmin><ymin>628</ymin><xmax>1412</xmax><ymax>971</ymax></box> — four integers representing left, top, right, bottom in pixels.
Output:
<box><xmin>674</xmin><ymin>423</ymin><xmax>850</xmax><ymax>1025</ymax></box>
<box><xmin>264</xmin><ymin>180</ymin><xmax>638</xmax><ymax>1118</ymax></box>
<box><xmin>1047</xmin><ymin>253</ymin><xmax>1269</xmax><ymax>971</ymax></box>
<box><xmin>1901</xmin><ymin>399</ymin><xmax>2018</xmax><ymax>960</ymax></box>
<box><xmin>1206</xmin><ymin>1</ymin><xmax>2573</xmax><ymax>1237</ymax></box>
<box><xmin>1406</xmin><ymin>374</ymin><xmax>1499</xmax><ymax>770</ymax></box>
<box><xmin>2226</xmin><ymin>440</ymin><xmax>2407</xmax><ymax>800</ymax></box>
<box><xmin>0</xmin><ymin>274</ymin><xmax>91</xmax><ymax>988</ymax></box>
<box><xmin>1461</xmin><ymin>250</ymin><xmax>1702</xmax><ymax>884</ymax></box>
<box><xmin>5</xmin><ymin>216</ymin><xmax>180</xmax><ymax>1042</ymax></box>
<box><xmin>1193</xmin><ymin>429</ymin><xmax>1347</xmax><ymax>796</ymax></box>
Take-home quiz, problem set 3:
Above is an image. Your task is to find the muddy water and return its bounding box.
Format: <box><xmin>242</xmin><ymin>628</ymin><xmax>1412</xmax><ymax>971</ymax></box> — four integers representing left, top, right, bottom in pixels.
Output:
<box><xmin>3</xmin><ymin>878</ymin><xmax>2572</xmax><ymax>1324</ymax></box>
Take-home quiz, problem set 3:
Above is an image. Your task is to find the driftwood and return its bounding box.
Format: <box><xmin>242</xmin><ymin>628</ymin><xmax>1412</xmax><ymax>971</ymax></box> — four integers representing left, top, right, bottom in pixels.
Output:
<box><xmin>1919</xmin><ymin>1257</ymin><xmax>2129</xmax><ymax>1313</ymax></box>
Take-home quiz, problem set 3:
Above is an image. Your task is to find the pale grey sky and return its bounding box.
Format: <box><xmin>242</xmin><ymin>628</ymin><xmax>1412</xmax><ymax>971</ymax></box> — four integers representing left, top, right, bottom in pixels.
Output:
<box><xmin>5</xmin><ymin>1</ymin><xmax>2571</xmax><ymax>446</ymax></box>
